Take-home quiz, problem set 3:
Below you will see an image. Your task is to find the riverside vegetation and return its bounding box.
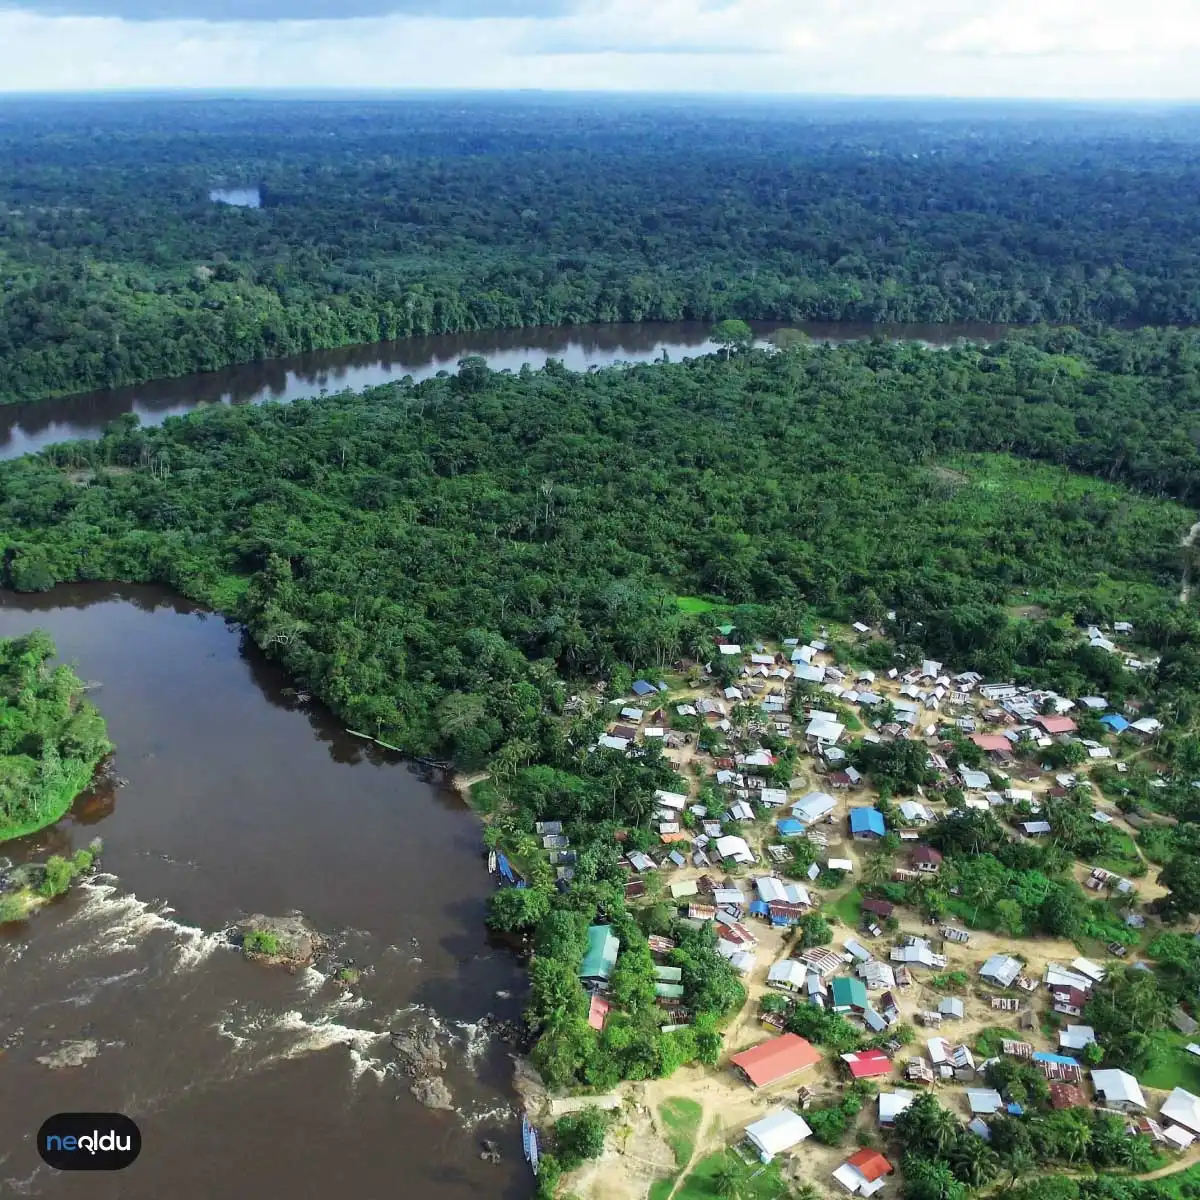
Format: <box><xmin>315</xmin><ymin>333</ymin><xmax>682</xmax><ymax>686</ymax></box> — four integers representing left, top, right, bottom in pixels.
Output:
<box><xmin>3</xmin><ymin>98</ymin><xmax>1200</xmax><ymax>403</ymax></box>
<box><xmin>0</xmin><ymin>630</ymin><xmax>111</xmax><ymax>843</ymax></box>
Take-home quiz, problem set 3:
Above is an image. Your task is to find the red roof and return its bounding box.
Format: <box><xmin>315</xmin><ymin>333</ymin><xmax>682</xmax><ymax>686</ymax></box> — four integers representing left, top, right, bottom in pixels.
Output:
<box><xmin>847</xmin><ymin>1149</ymin><xmax>893</xmax><ymax>1182</ymax></box>
<box><xmin>912</xmin><ymin>845</ymin><xmax>943</xmax><ymax>865</ymax></box>
<box><xmin>842</xmin><ymin>1049</ymin><xmax>893</xmax><ymax>1079</ymax></box>
<box><xmin>1035</xmin><ymin>714</ymin><xmax>1078</xmax><ymax>735</ymax></box>
<box><xmin>588</xmin><ymin>994</ymin><xmax>610</xmax><ymax>1031</ymax></box>
<box><xmin>969</xmin><ymin>734</ymin><xmax>1010</xmax><ymax>752</ymax></box>
<box><xmin>1049</xmin><ymin>1082</ymin><xmax>1084</xmax><ymax>1109</ymax></box>
<box><xmin>731</xmin><ymin>1034</ymin><xmax>821</xmax><ymax>1087</ymax></box>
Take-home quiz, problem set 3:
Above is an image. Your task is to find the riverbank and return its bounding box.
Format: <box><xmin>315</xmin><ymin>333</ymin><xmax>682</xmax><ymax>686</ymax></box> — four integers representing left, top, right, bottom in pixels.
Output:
<box><xmin>0</xmin><ymin>756</ymin><xmax>102</xmax><ymax>843</ymax></box>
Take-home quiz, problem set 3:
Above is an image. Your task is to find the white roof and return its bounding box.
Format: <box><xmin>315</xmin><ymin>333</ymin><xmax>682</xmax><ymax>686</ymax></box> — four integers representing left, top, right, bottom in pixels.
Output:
<box><xmin>961</xmin><ymin>770</ymin><xmax>991</xmax><ymax>790</ymax></box>
<box><xmin>1059</xmin><ymin>1025</ymin><xmax>1096</xmax><ymax>1050</ymax></box>
<box><xmin>1092</xmin><ymin>1069</ymin><xmax>1146</xmax><ymax>1108</ymax></box>
<box><xmin>718</xmin><ymin>644</ymin><xmax>743</xmax><ymax>655</ymax></box>
<box><xmin>760</xmin><ymin>788</ymin><xmax>788</xmax><ymax>807</ymax></box>
<box><xmin>805</xmin><ymin>718</ymin><xmax>846</xmax><ymax>743</ymax></box>
<box><xmin>745</xmin><ymin>1109</ymin><xmax>812</xmax><ymax>1160</ymax></box>
<box><xmin>1070</xmin><ymin>958</ymin><xmax>1107</xmax><ymax>983</ymax></box>
<box><xmin>751</xmin><ymin>654</ymin><xmax>775</xmax><ymax>666</ymax></box>
<box><xmin>1080</xmin><ymin>696</ymin><xmax>1109</xmax><ymax>709</ymax></box>
<box><xmin>756</xmin><ymin>877</ymin><xmax>788</xmax><ymax>904</ymax></box>
<box><xmin>598</xmin><ymin>735</ymin><xmax>630</xmax><ymax>751</ymax></box>
<box><xmin>879</xmin><ymin>1090</ymin><xmax>916</xmax><ymax>1124</ymax></box>
<box><xmin>1131</xmin><ymin>717</ymin><xmax>1162</xmax><ymax>734</ymax></box>
<box><xmin>981</xmin><ymin>955</ymin><xmax>1022</xmax><ymax>987</ymax></box>
<box><xmin>898</xmin><ymin>800</ymin><xmax>933</xmax><ymax>823</ymax></box>
<box><xmin>655</xmin><ymin>789</ymin><xmax>689</xmax><ymax>810</ymax></box>
<box><xmin>1046</xmin><ymin>964</ymin><xmax>1094</xmax><ymax>991</ymax></box>
<box><xmin>715</xmin><ymin>835</ymin><xmax>754</xmax><ymax>863</ymax></box>
<box><xmin>785</xmin><ymin>883</ymin><xmax>811</xmax><ymax>906</ymax></box>
<box><xmin>670</xmin><ymin>879</ymin><xmax>700</xmax><ymax>898</ymax></box>
<box><xmin>967</xmin><ymin>1089</ymin><xmax>1003</xmax><ymax>1114</ymax></box>
<box><xmin>767</xmin><ymin>960</ymin><xmax>808</xmax><ymax>989</ymax></box>
<box><xmin>793</xmin><ymin>792</ymin><xmax>837</xmax><ymax>822</ymax></box>
<box><xmin>793</xmin><ymin>661</ymin><xmax>825</xmax><ymax>683</ymax></box>
<box><xmin>827</xmin><ymin>858</ymin><xmax>854</xmax><ymax>872</ymax></box>
<box><xmin>1161</xmin><ymin>1088</ymin><xmax>1200</xmax><ymax>1134</ymax></box>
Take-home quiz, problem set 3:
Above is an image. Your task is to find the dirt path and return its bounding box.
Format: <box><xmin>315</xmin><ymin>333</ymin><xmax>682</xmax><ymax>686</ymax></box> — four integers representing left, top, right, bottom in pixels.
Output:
<box><xmin>1180</xmin><ymin>519</ymin><xmax>1200</xmax><ymax>604</ymax></box>
<box><xmin>1133</xmin><ymin>1146</ymin><xmax>1200</xmax><ymax>1180</ymax></box>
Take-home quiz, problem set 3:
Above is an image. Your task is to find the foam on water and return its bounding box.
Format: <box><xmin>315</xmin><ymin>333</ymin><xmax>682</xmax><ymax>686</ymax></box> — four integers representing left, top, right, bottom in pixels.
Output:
<box><xmin>458</xmin><ymin>1102</ymin><xmax>515</xmax><ymax>1130</ymax></box>
<box><xmin>297</xmin><ymin>965</ymin><xmax>329</xmax><ymax>995</ymax></box>
<box><xmin>453</xmin><ymin>1019</ymin><xmax>494</xmax><ymax>1068</ymax></box>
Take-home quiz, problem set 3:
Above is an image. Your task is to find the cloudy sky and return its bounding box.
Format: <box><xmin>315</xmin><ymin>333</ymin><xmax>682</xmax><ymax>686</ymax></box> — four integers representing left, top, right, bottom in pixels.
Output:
<box><xmin>1</xmin><ymin>0</ymin><xmax>1198</xmax><ymax>97</ymax></box>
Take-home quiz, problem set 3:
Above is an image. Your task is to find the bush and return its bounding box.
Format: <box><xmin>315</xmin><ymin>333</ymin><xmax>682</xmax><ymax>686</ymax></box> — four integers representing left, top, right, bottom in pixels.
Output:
<box><xmin>553</xmin><ymin>1107</ymin><xmax>609</xmax><ymax>1170</ymax></box>
<box><xmin>38</xmin><ymin>855</ymin><xmax>75</xmax><ymax>898</ymax></box>
<box><xmin>243</xmin><ymin>930</ymin><xmax>282</xmax><ymax>955</ymax></box>
<box><xmin>0</xmin><ymin>894</ymin><xmax>28</xmax><ymax>922</ymax></box>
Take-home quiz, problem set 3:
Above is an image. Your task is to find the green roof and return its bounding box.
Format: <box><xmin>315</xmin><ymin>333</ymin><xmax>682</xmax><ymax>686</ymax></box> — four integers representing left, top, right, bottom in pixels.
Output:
<box><xmin>653</xmin><ymin>965</ymin><xmax>683</xmax><ymax>983</ymax></box>
<box><xmin>831</xmin><ymin>976</ymin><xmax>868</xmax><ymax>1008</ymax></box>
<box><xmin>655</xmin><ymin>983</ymin><xmax>686</xmax><ymax>999</ymax></box>
<box><xmin>580</xmin><ymin>925</ymin><xmax>620</xmax><ymax>982</ymax></box>
<box><xmin>718</xmin><ymin>624</ymin><xmax>735</xmax><ymax>636</ymax></box>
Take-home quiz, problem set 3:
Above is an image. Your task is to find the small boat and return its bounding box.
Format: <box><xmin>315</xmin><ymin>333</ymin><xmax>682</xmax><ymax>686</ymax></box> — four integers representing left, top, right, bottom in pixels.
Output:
<box><xmin>521</xmin><ymin>1115</ymin><xmax>539</xmax><ymax>1176</ymax></box>
<box><xmin>488</xmin><ymin>850</ymin><xmax>497</xmax><ymax>874</ymax></box>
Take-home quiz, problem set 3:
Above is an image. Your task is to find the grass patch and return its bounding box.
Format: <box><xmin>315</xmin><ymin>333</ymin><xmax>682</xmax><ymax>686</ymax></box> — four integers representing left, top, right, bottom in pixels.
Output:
<box><xmin>673</xmin><ymin>1152</ymin><xmax>788</xmax><ymax>1200</ymax></box>
<box><xmin>1144</xmin><ymin>1162</ymin><xmax>1200</xmax><ymax>1199</ymax></box>
<box><xmin>1140</xmin><ymin>1033</ymin><xmax>1200</xmax><ymax>1093</ymax></box>
<box><xmin>832</xmin><ymin>888</ymin><xmax>863</xmax><ymax>928</ymax></box>
<box><xmin>676</xmin><ymin>595</ymin><xmax>724</xmax><ymax>616</ymax></box>
<box><xmin>649</xmin><ymin>1176</ymin><xmax>680</xmax><ymax>1200</ymax></box>
<box><xmin>974</xmin><ymin>1027</ymin><xmax>1024</xmax><ymax>1058</ymax></box>
<box><xmin>659</xmin><ymin>1097</ymin><xmax>704</xmax><ymax>1167</ymax></box>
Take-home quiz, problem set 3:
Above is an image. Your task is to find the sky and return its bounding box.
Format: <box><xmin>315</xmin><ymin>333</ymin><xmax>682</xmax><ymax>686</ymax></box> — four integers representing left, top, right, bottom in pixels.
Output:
<box><xmin>1</xmin><ymin>0</ymin><xmax>1199</xmax><ymax>97</ymax></box>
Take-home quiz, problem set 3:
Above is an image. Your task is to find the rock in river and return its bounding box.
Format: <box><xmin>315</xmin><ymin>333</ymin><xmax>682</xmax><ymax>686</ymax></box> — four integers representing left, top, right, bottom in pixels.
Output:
<box><xmin>232</xmin><ymin>913</ymin><xmax>324</xmax><ymax>966</ymax></box>
<box><xmin>410</xmin><ymin>1076</ymin><xmax>454</xmax><ymax>1110</ymax></box>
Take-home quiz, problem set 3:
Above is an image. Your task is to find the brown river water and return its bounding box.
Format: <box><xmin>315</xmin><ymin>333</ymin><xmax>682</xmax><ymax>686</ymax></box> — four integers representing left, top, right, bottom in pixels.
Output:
<box><xmin>0</xmin><ymin>585</ymin><xmax>529</xmax><ymax>1199</ymax></box>
<box><xmin>0</xmin><ymin>320</ymin><xmax>1006</xmax><ymax>461</ymax></box>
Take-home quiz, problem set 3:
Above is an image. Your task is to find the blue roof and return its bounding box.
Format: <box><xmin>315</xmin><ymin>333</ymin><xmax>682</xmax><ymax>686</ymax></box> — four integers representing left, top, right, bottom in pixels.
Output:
<box><xmin>631</xmin><ymin>680</ymin><xmax>657</xmax><ymax>696</ymax></box>
<box><xmin>1032</xmin><ymin>1052</ymin><xmax>1077</xmax><ymax>1065</ymax></box>
<box><xmin>1101</xmin><ymin>714</ymin><xmax>1130</xmax><ymax>732</ymax></box>
<box><xmin>777</xmin><ymin>818</ymin><xmax>805</xmax><ymax>836</ymax></box>
<box><xmin>496</xmin><ymin>853</ymin><xmax>515</xmax><ymax>883</ymax></box>
<box><xmin>749</xmin><ymin>900</ymin><xmax>771</xmax><ymax>916</ymax></box>
<box><xmin>850</xmin><ymin>808</ymin><xmax>886</xmax><ymax>836</ymax></box>
<box><xmin>1007</xmin><ymin>1102</ymin><xmax>1025</xmax><ymax>1116</ymax></box>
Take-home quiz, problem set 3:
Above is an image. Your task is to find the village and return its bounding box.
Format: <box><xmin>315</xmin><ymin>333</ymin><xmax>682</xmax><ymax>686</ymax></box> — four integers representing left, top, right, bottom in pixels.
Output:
<box><xmin>528</xmin><ymin>616</ymin><xmax>1200</xmax><ymax>1200</ymax></box>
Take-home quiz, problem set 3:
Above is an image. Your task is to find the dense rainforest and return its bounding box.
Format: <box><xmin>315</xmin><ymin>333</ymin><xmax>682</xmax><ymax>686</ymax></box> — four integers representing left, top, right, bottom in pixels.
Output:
<box><xmin>3</xmin><ymin>97</ymin><xmax>1200</xmax><ymax>403</ymax></box>
<box><xmin>0</xmin><ymin>630</ymin><xmax>111</xmax><ymax>842</ymax></box>
<box><xmin>2</xmin><ymin>326</ymin><xmax>1200</xmax><ymax>765</ymax></box>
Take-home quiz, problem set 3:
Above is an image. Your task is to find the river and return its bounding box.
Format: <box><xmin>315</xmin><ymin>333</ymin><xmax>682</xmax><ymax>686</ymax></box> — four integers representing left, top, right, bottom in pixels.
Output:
<box><xmin>0</xmin><ymin>585</ymin><xmax>529</xmax><ymax>1200</ymax></box>
<box><xmin>0</xmin><ymin>320</ymin><xmax>1006</xmax><ymax>460</ymax></box>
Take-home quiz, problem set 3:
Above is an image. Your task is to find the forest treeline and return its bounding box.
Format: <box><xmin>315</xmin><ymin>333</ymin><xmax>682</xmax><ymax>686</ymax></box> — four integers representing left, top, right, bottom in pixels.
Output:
<box><xmin>3</xmin><ymin>98</ymin><xmax>1200</xmax><ymax>402</ymax></box>
<box><xmin>2</xmin><ymin>327</ymin><xmax>1200</xmax><ymax>766</ymax></box>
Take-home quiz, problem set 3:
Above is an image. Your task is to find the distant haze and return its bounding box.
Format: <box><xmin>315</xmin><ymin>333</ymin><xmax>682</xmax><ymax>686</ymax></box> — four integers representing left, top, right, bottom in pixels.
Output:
<box><xmin>1</xmin><ymin>0</ymin><xmax>1198</xmax><ymax>97</ymax></box>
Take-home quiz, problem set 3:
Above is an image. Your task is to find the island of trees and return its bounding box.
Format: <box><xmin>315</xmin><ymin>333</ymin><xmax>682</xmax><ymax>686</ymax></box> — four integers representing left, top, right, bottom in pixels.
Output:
<box><xmin>0</xmin><ymin>630</ymin><xmax>111</xmax><ymax>842</ymax></box>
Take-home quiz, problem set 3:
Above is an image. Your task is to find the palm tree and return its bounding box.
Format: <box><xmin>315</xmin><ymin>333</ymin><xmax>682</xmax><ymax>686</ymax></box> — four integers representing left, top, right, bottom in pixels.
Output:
<box><xmin>952</xmin><ymin>1136</ymin><xmax>1000</xmax><ymax>1187</ymax></box>
<box><xmin>1001</xmin><ymin>1147</ymin><xmax>1036</xmax><ymax>1191</ymax></box>
<box><xmin>1117</xmin><ymin>1134</ymin><xmax>1156</xmax><ymax>1173</ymax></box>
<box><xmin>713</xmin><ymin>1153</ymin><xmax>751</xmax><ymax>1200</ymax></box>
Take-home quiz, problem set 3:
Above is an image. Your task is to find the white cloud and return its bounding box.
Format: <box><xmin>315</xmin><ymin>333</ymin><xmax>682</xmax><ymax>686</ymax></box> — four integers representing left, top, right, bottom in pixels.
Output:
<box><xmin>0</xmin><ymin>0</ymin><xmax>1197</xmax><ymax>96</ymax></box>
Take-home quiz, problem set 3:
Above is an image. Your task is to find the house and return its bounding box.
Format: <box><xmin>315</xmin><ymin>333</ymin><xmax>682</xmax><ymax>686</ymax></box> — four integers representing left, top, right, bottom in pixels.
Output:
<box><xmin>832</xmin><ymin>976</ymin><xmax>870</xmax><ymax>1013</ymax></box>
<box><xmin>1059</xmin><ymin>1025</ymin><xmax>1096</xmax><ymax>1052</ymax></box>
<box><xmin>981</xmin><ymin>955</ymin><xmax>1023</xmax><ymax>988</ymax></box>
<box><xmin>1021</xmin><ymin>821</ymin><xmax>1052</xmax><ymax>836</ymax></box>
<box><xmin>631</xmin><ymin>680</ymin><xmax>657</xmax><ymax>697</ymax></box>
<box><xmin>1101</xmin><ymin>714</ymin><xmax>1131</xmax><ymax>733</ymax></box>
<box><xmin>587</xmin><ymin>994</ymin><xmax>610</xmax><ymax>1031</ymax></box>
<box><xmin>1034</xmin><ymin>714</ymin><xmax>1078</xmax><ymax>736</ymax></box>
<box><xmin>1049</xmin><ymin>1082</ymin><xmax>1085</xmax><ymax>1110</ymax></box>
<box><xmin>850</xmin><ymin>808</ymin><xmax>886</xmax><ymax>840</ymax></box>
<box><xmin>715</xmin><ymin>835</ymin><xmax>755</xmax><ymax>864</ymax></box>
<box><xmin>793</xmin><ymin>791</ymin><xmax>837</xmax><ymax>824</ymax></box>
<box><xmin>802</xmin><ymin>947</ymin><xmax>844</xmax><ymax>979</ymax></box>
<box><xmin>768</xmin><ymin>960</ymin><xmax>808</xmax><ymax>992</ymax></box>
<box><xmin>670</xmin><ymin>879</ymin><xmax>700</xmax><ymax>899</ymax></box>
<box><xmin>1052</xmin><ymin>986</ymin><xmax>1089</xmax><ymax>1018</ymax></box>
<box><xmin>859</xmin><ymin>961</ymin><xmax>896</xmax><ymax>991</ymax></box>
<box><xmin>898</xmin><ymin>800</ymin><xmax>935</xmax><ymax>825</ymax></box>
<box><xmin>1130</xmin><ymin>717</ymin><xmax>1163</xmax><ymax>738</ymax></box>
<box><xmin>891</xmin><ymin>938</ymin><xmax>945</xmax><ymax>969</ymax></box>
<box><xmin>1160</xmin><ymin>1088</ymin><xmax>1200</xmax><ymax>1136</ymax></box>
<box><xmin>718</xmin><ymin>644</ymin><xmax>743</xmax><ymax>656</ymax></box>
<box><xmin>760</xmin><ymin>788</ymin><xmax>788</xmax><ymax>808</ymax></box>
<box><xmin>777</xmin><ymin>818</ymin><xmax>806</xmax><ymax>838</ymax></box>
<box><xmin>842</xmin><ymin>1049</ymin><xmax>893</xmax><ymax>1080</ymax></box>
<box><xmin>768</xmin><ymin>901</ymin><xmax>808</xmax><ymax>927</ymax></box>
<box><xmin>939</xmin><ymin>997</ymin><xmax>965</xmax><ymax>1020</ymax></box>
<box><xmin>744</xmin><ymin>1110</ymin><xmax>812</xmax><ymax>1163</ymax></box>
<box><xmin>1091</xmin><ymin>1069</ymin><xmax>1147</xmax><ymax>1111</ymax></box>
<box><xmin>655</xmin><ymin>789</ymin><xmax>689</xmax><ymax>812</ymax></box>
<box><xmin>794</xmin><ymin>662</ymin><xmax>826</xmax><ymax>684</ymax></box>
<box><xmin>833</xmin><ymin>1149</ymin><xmax>894</xmax><ymax>1196</ymax></box>
<box><xmin>960</xmin><ymin>769</ymin><xmax>991</xmax><ymax>790</ymax></box>
<box><xmin>970</xmin><ymin>733</ymin><xmax>1011</xmax><ymax>753</ymax></box>
<box><xmin>878</xmin><ymin>1090</ymin><xmax>916</xmax><ymax>1126</ymax></box>
<box><xmin>732</xmin><ymin>1034</ymin><xmax>822</xmax><ymax>1088</ymax></box>
<box><xmin>911</xmin><ymin>846</ymin><xmax>943</xmax><ymax>874</ymax></box>
<box><xmin>580</xmin><ymin>925</ymin><xmax>620</xmax><ymax>990</ymax></box>
<box><xmin>1071</xmin><ymin>958</ymin><xmax>1107</xmax><ymax>984</ymax></box>
<box><xmin>967</xmin><ymin>1089</ymin><xmax>1004</xmax><ymax>1115</ymax></box>
<box><xmin>861</xmin><ymin>898</ymin><xmax>894</xmax><ymax>921</ymax></box>
<box><xmin>806</xmin><ymin>717</ymin><xmax>846</xmax><ymax>746</ymax></box>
